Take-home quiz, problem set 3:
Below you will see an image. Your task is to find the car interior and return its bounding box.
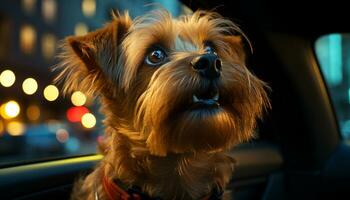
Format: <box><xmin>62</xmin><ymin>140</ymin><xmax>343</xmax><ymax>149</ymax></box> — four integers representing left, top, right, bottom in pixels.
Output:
<box><xmin>0</xmin><ymin>0</ymin><xmax>350</xmax><ymax>199</ymax></box>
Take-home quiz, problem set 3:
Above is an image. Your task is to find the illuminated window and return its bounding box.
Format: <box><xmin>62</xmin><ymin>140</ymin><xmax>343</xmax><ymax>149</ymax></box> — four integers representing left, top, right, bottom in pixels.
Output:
<box><xmin>42</xmin><ymin>0</ymin><xmax>57</xmax><ymax>23</ymax></box>
<box><xmin>20</xmin><ymin>24</ymin><xmax>36</xmax><ymax>54</ymax></box>
<box><xmin>74</xmin><ymin>23</ymin><xmax>88</xmax><ymax>36</ymax></box>
<box><xmin>82</xmin><ymin>0</ymin><xmax>96</xmax><ymax>17</ymax></box>
<box><xmin>41</xmin><ymin>33</ymin><xmax>57</xmax><ymax>60</ymax></box>
<box><xmin>22</xmin><ymin>0</ymin><xmax>36</xmax><ymax>14</ymax></box>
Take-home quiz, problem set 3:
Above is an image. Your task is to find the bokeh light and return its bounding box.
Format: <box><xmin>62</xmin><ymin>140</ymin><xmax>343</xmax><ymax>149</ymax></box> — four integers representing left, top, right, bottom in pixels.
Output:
<box><xmin>20</xmin><ymin>24</ymin><xmax>36</xmax><ymax>54</ymax></box>
<box><xmin>0</xmin><ymin>70</ymin><xmax>16</xmax><ymax>87</ymax></box>
<box><xmin>82</xmin><ymin>0</ymin><xmax>96</xmax><ymax>17</ymax></box>
<box><xmin>74</xmin><ymin>23</ymin><xmax>88</xmax><ymax>36</ymax></box>
<box><xmin>66</xmin><ymin>137</ymin><xmax>80</xmax><ymax>152</ymax></box>
<box><xmin>0</xmin><ymin>104</ymin><xmax>6</xmax><ymax>119</ymax></box>
<box><xmin>42</xmin><ymin>0</ymin><xmax>57</xmax><ymax>23</ymax></box>
<box><xmin>81</xmin><ymin>113</ymin><xmax>96</xmax><ymax>128</ymax></box>
<box><xmin>26</xmin><ymin>105</ymin><xmax>40</xmax><ymax>121</ymax></box>
<box><xmin>41</xmin><ymin>33</ymin><xmax>57</xmax><ymax>59</ymax></box>
<box><xmin>47</xmin><ymin>120</ymin><xmax>62</xmax><ymax>132</ymax></box>
<box><xmin>66</xmin><ymin>106</ymin><xmax>89</xmax><ymax>122</ymax></box>
<box><xmin>6</xmin><ymin>121</ymin><xmax>26</xmax><ymax>136</ymax></box>
<box><xmin>43</xmin><ymin>85</ymin><xmax>59</xmax><ymax>101</ymax></box>
<box><xmin>1</xmin><ymin>101</ymin><xmax>21</xmax><ymax>119</ymax></box>
<box><xmin>0</xmin><ymin>120</ymin><xmax>4</xmax><ymax>136</ymax></box>
<box><xmin>22</xmin><ymin>0</ymin><xmax>36</xmax><ymax>14</ymax></box>
<box><xmin>71</xmin><ymin>91</ymin><xmax>87</xmax><ymax>106</ymax></box>
<box><xmin>22</xmin><ymin>78</ymin><xmax>38</xmax><ymax>95</ymax></box>
<box><xmin>56</xmin><ymin>128</ymin><xmax>69</xmax><ymax>143</ymax></box>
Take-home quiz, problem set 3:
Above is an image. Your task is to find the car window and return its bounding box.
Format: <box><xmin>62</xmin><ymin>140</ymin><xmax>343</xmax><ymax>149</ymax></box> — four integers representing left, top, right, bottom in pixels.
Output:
<box><xmin>0</xmin><ymin>0</ymin><xmax>189</xmax><ymax>167</ymax></box>
<box><xmin>315</xmin><ymin>33</ymin><xmax>350</xmax><ymax>140</ymax></box>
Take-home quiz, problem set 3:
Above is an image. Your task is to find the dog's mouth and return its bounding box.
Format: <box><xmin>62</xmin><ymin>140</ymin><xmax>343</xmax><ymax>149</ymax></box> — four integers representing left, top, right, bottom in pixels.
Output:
<box><xmin>191</xmin><ymin>86</ymin><xmax>220</xmax><ymax>109</ymax></box>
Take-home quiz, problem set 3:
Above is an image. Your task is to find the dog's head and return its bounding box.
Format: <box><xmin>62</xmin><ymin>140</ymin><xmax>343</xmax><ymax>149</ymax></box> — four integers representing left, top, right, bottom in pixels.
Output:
<box><xmin>56</xmin><ymin>10</ymin><xmax>269</xmax><ymax>156</ymax></box>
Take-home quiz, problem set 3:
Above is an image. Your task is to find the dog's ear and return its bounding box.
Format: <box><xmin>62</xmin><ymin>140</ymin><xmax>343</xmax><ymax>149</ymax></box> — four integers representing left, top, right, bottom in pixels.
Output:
<box><xmin>55</xmin><ymin>13</ymin><xmax>132</xmax><ymax>96</ymax></box>
<box><xmin>222</xmin><ymin>35</ymin><xmax>247</xmax><ymax>63</ymax></box>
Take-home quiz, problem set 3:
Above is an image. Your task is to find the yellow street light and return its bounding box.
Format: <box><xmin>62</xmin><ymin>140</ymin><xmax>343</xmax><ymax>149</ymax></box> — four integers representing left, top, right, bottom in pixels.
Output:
<box><xmin>22</xmin><ymin>78</ymin><xmax>38</xmax><ymax>95</ymax></box>
<box><xmin>81</xmin><ymin>113</ymin><xmax>96</xmax><ymax>128</ymax></box>
<box><xmin>7</xmin><ymin>121</ymin><xmax>26</xmax><ymax>136</ymax></box>
<box><xmin>0</xmin><ymin>70</ymin><xmax>16</xmax><ymax>87</ymax></box>
<box><xmin>43</xmin><ymin>85</ymin><xmax>59</xmax><ymax>101</ymax></box>
<box><xmin>0</xmin><ymin>101</ymin><xmax>20</xmax><ymax>119</ymax></box>
<box><xmin>71</xmin><ymin>91</ymin><xmax>87</xmax><ymax>106</ymax></box>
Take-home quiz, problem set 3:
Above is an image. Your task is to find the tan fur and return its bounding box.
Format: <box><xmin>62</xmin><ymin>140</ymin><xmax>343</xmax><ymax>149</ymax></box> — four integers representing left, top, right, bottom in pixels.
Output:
<box><xmin>55</xmin><ymin>9</ymin><xmax>269</xmax><ymax>200</ymax></box>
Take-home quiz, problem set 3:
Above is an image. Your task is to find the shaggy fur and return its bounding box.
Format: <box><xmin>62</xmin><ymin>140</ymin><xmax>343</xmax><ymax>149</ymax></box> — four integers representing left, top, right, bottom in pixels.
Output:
<box><xmin>55</xmin><ymin>9</ymin><xmax>269</xmax><ymax>200</ymax></box>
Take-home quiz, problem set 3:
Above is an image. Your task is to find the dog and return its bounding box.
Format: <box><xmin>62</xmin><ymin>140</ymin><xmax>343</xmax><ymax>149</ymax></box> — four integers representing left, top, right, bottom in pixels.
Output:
<box><xmin>55</xmin><ymin>9</ymin><xmax>269</xmax><ymax>200</ymax></box>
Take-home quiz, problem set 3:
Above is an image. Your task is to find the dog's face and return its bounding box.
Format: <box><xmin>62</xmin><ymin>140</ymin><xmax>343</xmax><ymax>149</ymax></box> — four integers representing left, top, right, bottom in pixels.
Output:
<box><xmin>56</xmin><ymin>10</ymin><xmax>268</xmax><ymax>156</ymax></box>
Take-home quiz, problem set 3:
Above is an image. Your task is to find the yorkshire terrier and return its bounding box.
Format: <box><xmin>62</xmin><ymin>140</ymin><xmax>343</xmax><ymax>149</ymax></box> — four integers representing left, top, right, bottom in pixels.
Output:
<box><xmin>56</xmin><ymin>9</ymin><xmax>268</xmax><ymax>200</ymax></box>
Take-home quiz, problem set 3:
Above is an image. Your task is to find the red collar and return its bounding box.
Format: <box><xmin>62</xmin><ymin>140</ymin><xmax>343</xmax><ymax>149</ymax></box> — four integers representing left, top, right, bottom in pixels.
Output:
<box><xmin>102</xmin><ymin>175</ymin><xmax>142</xmax><ymax>200</ymax></box>
<box><xmin>102</xmin><ymin>175</ymin><xmax>222</xmax><ymax>200</ymax></box>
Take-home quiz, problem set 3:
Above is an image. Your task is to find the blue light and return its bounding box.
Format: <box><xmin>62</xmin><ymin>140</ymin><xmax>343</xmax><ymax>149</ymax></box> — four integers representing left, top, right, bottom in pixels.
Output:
<box><xmin>316</xmin><ymin>34</ymin><xmax>343</xmax><ymax>86</ymax></box>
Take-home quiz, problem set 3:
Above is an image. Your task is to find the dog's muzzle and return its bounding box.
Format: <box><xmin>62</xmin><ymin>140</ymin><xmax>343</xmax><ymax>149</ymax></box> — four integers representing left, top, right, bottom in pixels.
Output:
<box><xmin>191</xmin><ymin>54</ymin><xmax>222</xmax><ymax>80</ymax></box>
<box><xmin>192</xmin><ymin>87</ymin><xmax>220</xmax><ymax>108</ymax></box>
<box><xmin>190</xmin><ymin>54</ymin><xmax>222</xmax><ymax>108</ymax></box>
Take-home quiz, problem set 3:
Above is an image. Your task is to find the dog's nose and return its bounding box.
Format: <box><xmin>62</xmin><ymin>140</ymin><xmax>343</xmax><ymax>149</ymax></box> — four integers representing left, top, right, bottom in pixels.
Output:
<box><xmin>191</xmin><ymin>54</ymin><xmax>222</xmax><ymax>79</ymax></box>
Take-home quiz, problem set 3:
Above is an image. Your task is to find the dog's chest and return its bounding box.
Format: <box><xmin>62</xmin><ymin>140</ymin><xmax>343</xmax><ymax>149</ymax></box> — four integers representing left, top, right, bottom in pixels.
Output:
<box><xmin>131</xmin><ymin>154</ymin><xmax>232</xmax><ymax>200</ymax></box>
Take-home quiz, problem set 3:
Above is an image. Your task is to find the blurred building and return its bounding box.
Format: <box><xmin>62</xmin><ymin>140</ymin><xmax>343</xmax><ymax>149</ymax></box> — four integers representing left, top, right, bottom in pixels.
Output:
<box><xmin>0</xmin><ymin>0</ymin><xmax>184</xmax><ymax>165</ymax></box>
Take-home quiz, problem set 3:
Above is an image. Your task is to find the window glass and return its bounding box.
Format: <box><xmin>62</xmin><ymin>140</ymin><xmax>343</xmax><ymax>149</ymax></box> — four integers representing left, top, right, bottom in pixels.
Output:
<box><xmin>315</xmin><ymin>33</ymin><xmax>350</xmax><ymax>140</ymax></box>
<box><xmin>0</xmin><ymin>0</ymin><xmax>189</xmax><ymax>166</ymax></box>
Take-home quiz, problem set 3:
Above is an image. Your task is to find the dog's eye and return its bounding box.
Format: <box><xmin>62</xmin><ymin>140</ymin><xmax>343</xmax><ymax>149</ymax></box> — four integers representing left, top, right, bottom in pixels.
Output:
<box><xmin>204</xmin><ymin>45</ymin><xmax>217</xmax><ymax>55</ymax></box>
<box><xmin>145</xmin><ymin>49</ymin><xmax>167</xmax><ymax>66</ymax></box>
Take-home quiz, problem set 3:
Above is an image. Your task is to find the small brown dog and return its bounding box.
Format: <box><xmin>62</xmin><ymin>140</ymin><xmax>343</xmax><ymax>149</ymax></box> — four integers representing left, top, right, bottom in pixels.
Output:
<box><xmin>56</xmin><ymin>9</ymin><xmax>268</xmax><ymax>200</ymax></box>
